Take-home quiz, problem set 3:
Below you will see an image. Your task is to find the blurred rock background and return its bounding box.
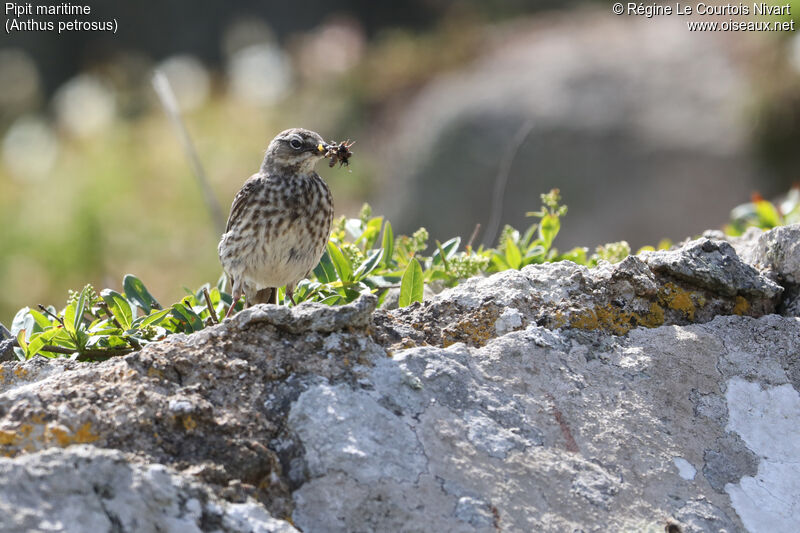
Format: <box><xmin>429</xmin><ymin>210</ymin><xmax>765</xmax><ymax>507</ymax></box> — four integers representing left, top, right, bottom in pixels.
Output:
<box><xmin>1</xmin><ymin>0</ymin><xmax>799</xmax><ymax>322</ymax></box>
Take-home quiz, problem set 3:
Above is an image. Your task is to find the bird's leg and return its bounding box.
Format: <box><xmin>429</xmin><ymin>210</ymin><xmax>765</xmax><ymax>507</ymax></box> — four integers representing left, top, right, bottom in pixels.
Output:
<box><xmin>225</xmin><ymin>278</ymin><xmax>243</xmax><ymax>319</ymax></box>
<box><xmin>285</xmin><ymin>283</ymin><xmax>297</xmax><ymax>306</ymax></box>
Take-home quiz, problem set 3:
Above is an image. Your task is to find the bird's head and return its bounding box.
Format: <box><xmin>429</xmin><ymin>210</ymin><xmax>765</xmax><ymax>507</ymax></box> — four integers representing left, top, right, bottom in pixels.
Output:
<box><xmin>261</xmin><ymin>128</ymin><xmax>329</xmax><ymax>176</ymax></box>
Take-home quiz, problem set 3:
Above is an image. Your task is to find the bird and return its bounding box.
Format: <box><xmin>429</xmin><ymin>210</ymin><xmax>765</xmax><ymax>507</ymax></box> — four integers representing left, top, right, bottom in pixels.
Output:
<box><xmin>218</xmin><ymin>128</ymin><xmax>334</xmax><ymax>318</ymax></box>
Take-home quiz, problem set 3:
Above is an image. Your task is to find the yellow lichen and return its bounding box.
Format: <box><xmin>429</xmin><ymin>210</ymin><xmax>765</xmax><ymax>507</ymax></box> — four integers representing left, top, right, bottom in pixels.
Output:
<box><xmin>442</xmin><ymin>318</ymin><xmax>495</xmax><ymax>347</ymax></box>
<box><xmin>181</xmin><ymin>415</ymin><xmax>197</xmax><ymax>432</ymax></box>
<box><xmin>0</xmin><ymin>419</ymin><xmax>99</xmax><ymax>457</ymax></box>
<box><xmin>441</xmin><ymin>307</ymin><xmax>499</xmax><ymax>348</ymax></box>
<box><xmin>570</xmin><ymin>309</ymin><xmax>600</xmax><ymax>331</ymax></box>
<box><xmin>568</xmin><ymin>300</ymin><xmax>667</xmax><ymax>336</ymax></box>
<box><xmin>71</xmin><ymin>422</ymin><xmax>99</xmax><ymax>444</ymax></box>
<box><xmin>0</xmin><ymin>430</ymin><xmax>19</xmax><ymax>446</ymax></box>
<box><xmin>47</xmin><ymin>425</ymin><xmax>73</xmax><ymax>447</ymax></box>
<box><xmin>662</xmin><ymin>286</ymin><xmax>696</xmax><ymax>320</ymax></box>
<box><xmin>639</xmin><ymin>302</ymin><xmax>665</xmax><ymax>328</ymax></box>
<box><xmin>733</xmin><ymin>296</ymin><xmax>750</xmax><ymax>315</ymax></box>
<box><xmin>13</xmin><ymin>367</ymin><xmax>28</xmax><ymax>378</ymax></box>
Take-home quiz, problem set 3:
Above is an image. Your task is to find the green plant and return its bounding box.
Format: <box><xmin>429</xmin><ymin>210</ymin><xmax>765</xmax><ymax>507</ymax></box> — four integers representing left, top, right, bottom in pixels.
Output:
<box><xmin>725</xmin><ymin>187</ymin><xmax>800</xmax><ymax>235</ymax></box>
<box><xmin>15</xmin><ymin>186</ymin><xmax>783</xmax><ymax>363</ymax></box>
<box><xmin>8</xmin><ymin>274</ymin><xmax>229</xmax><ymax>361</ymax></box>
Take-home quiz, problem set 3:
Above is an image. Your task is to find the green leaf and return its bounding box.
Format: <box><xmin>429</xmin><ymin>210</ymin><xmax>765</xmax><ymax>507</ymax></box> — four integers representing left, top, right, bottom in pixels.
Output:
<box><xmin>432</xmin><ymin>237</ymin><xmax>460</xmax><ymax>266</ymax></box>
<box><xmin>539</xmin><ymin>213</ymin><xmax>560</xmax><ymax>250</ymax></box>
<box><xmin>381</xmin><ymin>221</ymin><xmax>394</xmax><ymax>267</ymax></box>
<box><xmin>101</xmin><ymin>289</ymin><xmax>133</xmax><ymax>330</ymax></box>
<box><xmin>63</xmin><ymin>301</ymin><xmax>77</xmax><ymax>335</ymax></box>
<box><xmin>558</xmin><ymin>246</ymin><xmax>588</xmax><ymax>265</ymax></box>
<box><xmin>86</xmin><ymin>334</ymin><xmax>129</xmax><ymax>349</ymax></box>
<box><xmin>353</xmin><ymin>249</ymin><xmax>384</xmax><ymax>281</ymax></box>
<box><xmin>29</xmin><ymin>309</ymin><xmax>54</xmax><ymax>329</ymax></box>
<box><xmin>491</xmin><ymin>253</ymin><xmax>510</xmax><ymax>271</ymax></box>
<box><xmin>357</xmin><ymin>217</ymin><xmax>383</xmax><ymax>250</ymax></box>
<box><xmin>132</xmin><ymin>308</ymin><xmax>171</xmax><ymax>329</ymax></box>
<box><xmin>170</xmin><ymin>303</ymin><xmax>205</xmax><ymax>333</ymax></box>
<box><xmin>123</xmin><ymin>274</ymin><xmax>161</xmax><ymax>314</ymax></box>
<box><xmin>73</xmin><ymin>286</ymin><xmax>88</xmax><ymax>333</ymax></box>
<box><xmin>521</xmin><ymin>223</ymin><xmax>538</xmax><ymax>249</ymax></box>
<box><xmin>754</xmin><ymin>200</ymin><xmax>782</xmax><ymax>228</ymax></box>
<box><xmin>25</xmin><ymin>328</ymin><xmax>63</xmax><ymax>359</ymax></box>
<box><xmin>524</xmin><ymin>244</ymin><xmax>546</xmax><ymax>261</ymax></box>
<box><xmin>398</xmin><ymin>258</ymin><xmax>424</xmax><ymax>307</ymax></box>
<box><xmin>504</xmin><ymin>237</ymin><xmax>522</xmax><ymax>270</ymax></box>
<box><xmin>16</xmin><ymin>329</ymin><xmax>28</xmax><ymax>355</ymax></box>
<box><xmin>326</xmin><ymin>242</ymin><xmax>353</xmax><ymax>282</ymax></box>
<box><xmin>313</xmin><ymin>250</ymin><xmax>338</xmax><ymax>284</ymax></box>
<box><xmin>318</xmin><ymin>294</ymin><xmax>341</xmax><ymax>306</ymax></box>
<box><xmin>10</xmin><ymin>307</ymin><xmax>31</xmax><ymax>337</ymax></box>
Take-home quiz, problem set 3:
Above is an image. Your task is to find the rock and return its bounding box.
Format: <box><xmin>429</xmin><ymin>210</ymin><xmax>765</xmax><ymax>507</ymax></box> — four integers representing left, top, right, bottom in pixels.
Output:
<box><xmin>379</xmin><ymin>283</ymin><xmax>439</xmax><ymax>310</ymax></box>
<box><xmin>0</xmin><ymin>445</ymin><xmax>297</xmax><ymax>533</ymax></box>
<box><xmin>0</xmin><ymin>324</ymin><xmax>13</xmax><ymax>363</ymax></box>
<box><xmin>0</xmin><ymin>296</ymin><xmax>384</xmax><ymax>519</ymax></box>
<box><xmin>639</xmin><ymin>238</ymin><xmax>781</xmax><ymax>299</ymax></box>
<box><xmin>373</xmin><ymin>11</ymin><xmax>780</xmax><ymax>249</ymax></box>
<box><xmin>708</xmin><ymin>224</ymin><xmax>800</xmax><ymax>317</ymax></box>
<box><xmin>0</xmin><ymin>339</ymin><xmax>14</xmax><ymax>363</ymax></box>
<box><xmin>1</xmin><ymin>230</ymin><xmax>800</xmax><ymax>532</ymax></box>
<box><xmin>376</xmin><ymin>236</ymin><xmax>782</xmax><ymax>346</ymax></box>
<box><xmin>292</xmin><ymin>314</ymin><xmax>800</xmax><ymax>532</ymax></box>
<box><xmin>750</xmin><ymin>224</ymin><xmax>800</xmax><ymax>284</ymax></box>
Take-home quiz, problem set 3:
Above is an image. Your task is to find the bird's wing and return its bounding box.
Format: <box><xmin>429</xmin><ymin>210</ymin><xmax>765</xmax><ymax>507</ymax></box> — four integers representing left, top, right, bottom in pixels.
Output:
<box><xmin>225</xmin><ymin>174</ymin><xmax>262</xmax><ymax>233</ymax></box>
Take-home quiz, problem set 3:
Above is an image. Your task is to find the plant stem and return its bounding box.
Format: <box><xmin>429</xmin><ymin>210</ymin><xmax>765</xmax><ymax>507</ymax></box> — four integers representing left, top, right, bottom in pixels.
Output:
<box><xmin>202</xmin><ymin>288</ymin><xmax>219</xmax><ymax>324</ymax></box>
<box><xmin>38</xmin><ymin>344</ymin><xmax>136</xmax><ymax>360</ymax></box>
<box><xmin>467</xmin><ymin>223</ymin><xmax>481</xmax><ymax>251</ymax></box>
<box><xmin>98</xmin><ymin>302</ymin><xmax>123</xmax><ymax>330</ymax></box>
<box><xmin>37</xmin><ymin>304</ymin><xmax>65</xmax><ymax>327</ymax></box>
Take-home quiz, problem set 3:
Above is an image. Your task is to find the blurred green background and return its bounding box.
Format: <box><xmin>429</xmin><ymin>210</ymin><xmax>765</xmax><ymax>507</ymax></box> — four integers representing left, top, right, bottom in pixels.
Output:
<box><xmin>1</xmin><ymin>0</ymin><xmax>799</xmax><ymax>323</ymax></box>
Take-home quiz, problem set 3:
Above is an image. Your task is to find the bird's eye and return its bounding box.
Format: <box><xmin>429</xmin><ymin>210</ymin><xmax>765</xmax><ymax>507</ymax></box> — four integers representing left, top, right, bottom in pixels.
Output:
<box><xmin>289</xmin><ymin>138</ymin><xmax>303</xmax><ymax>150</ymax></box>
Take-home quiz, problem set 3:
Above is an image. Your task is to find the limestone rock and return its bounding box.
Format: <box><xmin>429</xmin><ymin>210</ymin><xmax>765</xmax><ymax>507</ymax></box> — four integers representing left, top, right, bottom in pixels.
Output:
<box><xmin>0</xmin><ymin>445</ymin><xmax>297</xmax><ymax>533</ymax></box>
<box><xmin>1</xmin><ymin>230</ymin><xmax>799</xmax><ymax>532</ymax></box>
<box><xmin>376</xmin><ymin>236</ymin><xmax>782</xmax><ymax>347</ymax></box>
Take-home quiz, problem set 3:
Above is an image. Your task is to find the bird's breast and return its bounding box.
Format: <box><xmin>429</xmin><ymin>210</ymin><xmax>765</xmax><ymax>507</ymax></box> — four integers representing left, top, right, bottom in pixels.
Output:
<box><xmin>219</xmin><ymin>173</ymin><xmax>333</xmax><ymax>289</ymax></box>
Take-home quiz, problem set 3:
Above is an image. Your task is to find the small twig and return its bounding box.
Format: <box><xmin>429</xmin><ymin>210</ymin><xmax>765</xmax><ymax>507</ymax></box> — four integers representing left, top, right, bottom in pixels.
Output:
<box><xmin>467</xmin><ymin>223</ymin><xmax>481</xmax><ymax>251</ymax></box>
<box><xmin>39</xmin><ymin>344</ymin><xmax>78</xmax><ymax>355</ymax></box>
<box><xmin>98</xmin><ymin>302</ymin><xmax>123</xmax><ymax>330</ymax></box>
<box><xmin>39</xmin><ymin>345</ymin><xmax>136</xmax><ymax>360</ymax></box>
<box><xmin>126</xmin><ymin>336</ymin><xmax>142</xmax><ymax>350</ymax></box>
<box><xmin>485</xmin><ymin>118</ymin><xmax>536</xmax><ymax>246</ymax></box>
<box><xmin>202</xmin><ymin>287</ymin><xmax>219</xmax><ymax>324</ymax></box>
<box><xmin>76</xmin><ymin>348</ymin><xmax>136</xmax><ymax>362</ymax></box>
<box><xmin>37</xmin><ymin>304</ymin><xmax>65</xmax><ymax>327</ymax></box>
<box><xmin>152</xmin><ymin>70</ymin><xmax>226</xmax><ymax>235</ymax></box>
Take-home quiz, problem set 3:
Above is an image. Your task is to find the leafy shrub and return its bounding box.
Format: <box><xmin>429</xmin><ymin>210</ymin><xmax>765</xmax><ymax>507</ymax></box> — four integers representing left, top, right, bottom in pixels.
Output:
<box><xmin>6</xmin><ymin>187</ymin><xmax>793</xmax><ymax>362</ymax></box>
<box><xmin>7</xmin><ymin>274</ymin><xmax>230</xmax><ymax>361</ymax></box>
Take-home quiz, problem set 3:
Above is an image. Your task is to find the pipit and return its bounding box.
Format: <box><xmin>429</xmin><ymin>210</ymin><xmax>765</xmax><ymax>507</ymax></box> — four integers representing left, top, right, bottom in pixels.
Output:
<box><xmin>218</xmin><ymin>128</ymin><xmax>335</xmax><ymax>318</ymax></box>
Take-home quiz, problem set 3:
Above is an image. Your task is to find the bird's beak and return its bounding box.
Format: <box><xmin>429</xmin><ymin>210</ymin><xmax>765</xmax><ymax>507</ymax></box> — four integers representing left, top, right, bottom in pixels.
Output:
<box><xmin>316</xmin><ymin>142</ymin><xmax>329</xmax><ymax>154</ymax></box>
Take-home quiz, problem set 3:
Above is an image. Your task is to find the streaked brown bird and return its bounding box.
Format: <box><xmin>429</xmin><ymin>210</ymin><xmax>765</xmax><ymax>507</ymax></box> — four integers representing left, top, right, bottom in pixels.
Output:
<box><xmin>218</xmin><ymin>128</ymin><xmax>334</xmax><ymax>318</ymax></box>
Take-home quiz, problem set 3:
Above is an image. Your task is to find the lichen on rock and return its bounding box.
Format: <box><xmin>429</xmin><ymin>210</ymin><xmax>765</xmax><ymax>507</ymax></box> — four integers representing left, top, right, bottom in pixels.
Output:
<box><xmin>1</xmin><ymin>228</ymin><xmax>800</xmax><ymax>532</ymax></box>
